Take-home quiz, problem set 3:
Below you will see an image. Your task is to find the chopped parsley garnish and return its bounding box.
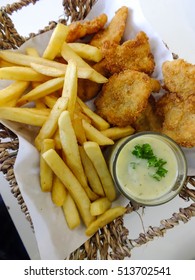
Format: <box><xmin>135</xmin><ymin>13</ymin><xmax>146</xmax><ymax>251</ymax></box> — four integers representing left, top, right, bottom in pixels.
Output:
<box><xmin>131</xmin><ymin>143</ymin><xmax>168</xmax><ymax>181</ymax></box>
<box><xmin>130</xmin><ymin>162</ymin><xmax>137</xmax><ymax>169</ymax></box>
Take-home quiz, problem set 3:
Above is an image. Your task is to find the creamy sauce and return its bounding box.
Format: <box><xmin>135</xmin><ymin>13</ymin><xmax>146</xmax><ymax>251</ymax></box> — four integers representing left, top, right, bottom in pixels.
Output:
<box><xmin>115</xmin><ymin>135</ymin><xmax>178</xmax><ymax>201</ymax></box>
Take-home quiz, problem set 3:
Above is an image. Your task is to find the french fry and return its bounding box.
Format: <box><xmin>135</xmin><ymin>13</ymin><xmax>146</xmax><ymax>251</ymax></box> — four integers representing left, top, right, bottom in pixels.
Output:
<box><xmin>0</xmin><ymin>66</ymin><xmax>48</xmax><ymax>82</ymax></box>
<box><xmin>58</xmin><ymin>110</ymin><xmax>99</xmax><ymax>201</ymax></box>
<box><xmin>34</xmin><ymin>96</ymin><xmax>68</xmax><ymax>151</ymax></box>
<box><xmin>25</xmin><ymin>47</ymin><xmax>40</xmax><ymax>57</ymax></box>
<box><xmin>43</xmin><ymin>23</ymin><xmax>69</xmax><ymax>60</ymax></box>
<box><xmin>42</xmin><ymin>148</ymin><xmax>95</xmax><ymax>227</ymax></box>
<box><xmin>90</xmin><ymin>197</ymin><xmax>111</xmax><ymax>216</ymax></box>
<box><xmin>0</xmin><ymin>50</ymin><xmax>93</xmax><ymax>79</ymax></box>
<box><xmin>85</xmin><ymin>206</ymin><xmax>126</xmax><ymax>236</ymax></box>
<box><xmin>62</xmin><ymin>59</ymin><xmax>77</xmax><ymax>118</ymax></box>
<box><xmin>77</xmin><ymin>97</ymin><xmax>110</xmax><ymax>130</ymax></box>
<box><xmin>79</xmin><ymin>146</ymin><xmax>104</xmax><ymax>196</ymax></box>
<box><xmin>31</xmin><ymin>81</ymin><xmax>42</xmax><ymax>89</ymax></box>
<box><xmin>83</xmin><ymin>141</ymin><xmax>116</xmax><ymax>201</ymax></box>
<box><xmin>0</xmin><ymin>15</ymin><xmax>130</xmax><ymax>235</ymax></box>
<box><xmin>101</xmin><ymin>126</ymin><xmax>135</xmax><ymax>140</ymax></box>
<box><xmin>61</xmin><ymin>42</ymin><xmax>108</xmax><ymax>83</ymax></box>
<box><xmin>0</xmin><ymin>107</ymin><xmax>47</xmax><ymax>126</ymax></box>
<box><xmin>3</xmin><ymin>99</ymin><xmax>19</xmax><ymax>107</ymax></box>
<box><xmin>0</xmin><ymin>60</ymin><xmax>16</xmax><ymax>68</ymax></box>
<box><xmin>35</xmin><ymin>99</ymin><xmax>47</xmax><ymax>109</ymax></box>
<box><xmin>72</xmin><ymin>116</ymin><xmax>87</xmax><ymax>144</ymax></box>
<box><xmin>82</xmin><ymin>119</ymin><xmax>114</xmax><ymax>146</ymax></box>
<box><xmin>68</xmin><ymin>43</ymin><xmax>103</xmax><ymax>62</ymax></box>
<box><xmin>53</xmin><ymin>129</ymin><xmax>62</xmax><ymax>150</ymax></box>
<box><xmin>58</xmin><ymin>110</ymin><xmax>87</xmax><ymax>184</ymax></box>
<box><xmin>43</xmin><ymin>95</ymin><xmax>58</xmax><ymax>108</ymax></box>
<box><xmin>0</xmin><ymin>50</ymin><xmax>67</xmax><ymax>70</ymax></box>
<box><xmin>24</xmin><ymin>108</ymin><xmax>50</xmax><ymax>116</ymax></box>
<box><xmin>40</xmin><ymin>139</ymin><xmax>55</xmax><ymax>192</ymax></box>
<box><xmin>62</xmin><ymin>192</ymin><xmax>81</xmax><ymax>230</ymax></box>
<box><xmin>74</xmin><ymin>102</ymin><xmax>92</xmax><ymax>123</ymax></box>
<box><xmin>75</xmin><ymin>110</ymin><xmax>92</xmax><ymax>123</ymax></box>
<box><xmin>73</xmin><ymin>66</ymin><xmax>93</xmax><ymax>79</ymax></box>
<box><xmin>17</xmin><ymin>77</ymin><xmax>64</xmax><ymax>106</ymax></box>
<box><xmin>30</xmin><ymin>63</ymin><xmax>64</xmax><ymax>77</ymax></box>
<box><xmin>51</xmin><ymin>175</ymin><xmax>67</xmax><ymax>206</ymax></box>
<box><xmin>0</xmin><ymin>81</ymin><xmax>29</xmax><ymax>106</ymax></box>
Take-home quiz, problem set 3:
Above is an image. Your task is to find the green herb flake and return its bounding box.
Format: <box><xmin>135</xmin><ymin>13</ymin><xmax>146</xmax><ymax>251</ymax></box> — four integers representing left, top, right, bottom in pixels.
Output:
<box><xmin>132</xmin><ymin>143</ymin><xmax>154</xmax><ymax>159</ymax></box>
<box><xmin>130</xmin><ymin>162</ymin><xmax>137</xmax><ymax>169</ymax></box>
<box><xmin>131</xmin><ymin>143</ymin><xmax>168</xmax><ymax>181</ymax></box>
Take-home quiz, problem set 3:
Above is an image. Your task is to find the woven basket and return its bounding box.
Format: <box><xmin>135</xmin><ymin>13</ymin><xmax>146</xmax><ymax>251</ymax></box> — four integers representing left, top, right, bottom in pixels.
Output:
<box><xmin>0</xmin><ymin>0</ymin><xmax>195</xmax><ymax>260</ymax></box>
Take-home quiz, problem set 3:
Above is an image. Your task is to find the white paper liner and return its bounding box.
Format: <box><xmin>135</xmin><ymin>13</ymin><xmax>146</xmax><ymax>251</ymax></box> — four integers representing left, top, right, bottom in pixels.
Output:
<box><xmin>0</xmin><ymin>0</ymin><xmax>194</xmax><ymax>259</ymax></box>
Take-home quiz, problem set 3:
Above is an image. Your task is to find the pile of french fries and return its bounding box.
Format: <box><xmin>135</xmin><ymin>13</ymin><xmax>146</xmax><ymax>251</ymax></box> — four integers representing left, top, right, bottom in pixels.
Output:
<box><xmin>0</xmin><ymin>23</ymin><xmax>135</xmax><ymax>236</ymax></box>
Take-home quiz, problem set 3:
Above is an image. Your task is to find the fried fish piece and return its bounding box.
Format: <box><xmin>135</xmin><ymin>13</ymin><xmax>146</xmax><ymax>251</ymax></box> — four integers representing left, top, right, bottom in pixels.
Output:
<box><xmin>156</xmin><ymin>92</ymin><xmax>195</xmax><ymax>147</ymax></box>
<box><xmin>101</xmin><ymin>31</ymin><xmax>155</xmax><ymax>75</ymax></box>
<box><xmin>94</xmin><ymin>70</ymin><xmax>160</xmax><ymax>127</ymax></box>
<box><xmin>90</xmin><ymin>6</ymin><xmax>128</xmax><ymax>51</ymax></box>
<box><xmin>162</xmin><ymin>59</ymin><xmax>195</xmax><ymax>99</ymax></box>
<box><xmin>66</xmin><ymin>13</ymin><xmax>108</xmax><ymax>43</ymax></box>
<box><xmin>133</xmin><ymin>95</ymin><xmax>163</xmax><ymax>132</ymax></box>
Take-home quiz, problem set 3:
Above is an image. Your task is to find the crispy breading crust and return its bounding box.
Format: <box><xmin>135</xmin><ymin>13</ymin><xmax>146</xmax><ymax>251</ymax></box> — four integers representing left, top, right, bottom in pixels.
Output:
<box><xmin>101</xmin><ymin>31</ymin><xmax>155</xmax><ymax>75</ymax></box>
<box><xmin>90</xmin><ymin>6</ymin><xmax>128</xmax><ymax>49</ymax></box>
<box><xmin>162</xmin><ymin>59</ymin><xmax>195</xmax><ymax>99</ymax></box>
<box><xmin>94</xmin><ymin>70</ymin><xmax>160</xmax><ymax>127</ymax></box>
<box><xmin>133</xmin><ymin>96</ymin><xmax>163</xmax><ymax>132</ymax></box>
<box><xmin>66</xmin><ymin>14</ymin><xmax>108</xmax><ymax>43</ymax></box>
<box><xmin>156</xmin><ymin>92</ymin><xmax>195</xmax><ymax>147</ymax></box>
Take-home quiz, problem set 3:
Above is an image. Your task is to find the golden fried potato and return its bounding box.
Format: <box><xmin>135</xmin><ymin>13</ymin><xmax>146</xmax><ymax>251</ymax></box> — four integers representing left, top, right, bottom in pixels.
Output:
<box><xmin>0</xmin><ymin>81</ymin><xmax>29</xmax><ymax>106</ymax></box>
<box><xmin>101</xmin><ymin>126</ymin><xmax>135</xmax><ymax>140</ymax></box>
<box><xmin>40</xmin><ymin>139</ymin><xmax>55</xmax><ymax>192</ymax></box>
<box><xmin>58</xmin><ymin>111</ymin><xmax>99</xmax><ymax>201</ymax></box>
<box><xmin>79</xmin><ymin>146</ymin><xmax>104</xmax><ymax>197</ymax></box>
<box><xmin>62</xmin><ymin>192</ymin><xmax>80</xmax><ymax>229</ymax></box>
<box><xmin>42</xmin><ymin>148</ymin><xmax>95</xmax><ymax>227</ymax></box>
<box><xmin>85</xmin><ymin>206</ymin><xmax>126</xmax><ymax>236</ymax></box>
<box><xmin>0</xmin><ymin>107</ymin><xmax>48</xmax><ymax>126</ymax></box>
<box><xmin>34</xmin><ymin>97</ymin><xmax>68</xmax><ymax>151</ymax></box>
<box><xmin>43</xmin><ymin>23</ymin><xmax>69</xmax><ymax>60</ymax></box>
<box><xmin>51</xmin><ymin>175</ymin><xmax>67</xmax><ymax>207</ymax></box>
<box><xmin>90</xmin><ymin>197</ymin><xmax>111</xmax><ymax>216</ymax></box>
<box><xmin>83</xmin><ymin>141</ymin><xmax>116</xmax><ymax>202</ymax></box>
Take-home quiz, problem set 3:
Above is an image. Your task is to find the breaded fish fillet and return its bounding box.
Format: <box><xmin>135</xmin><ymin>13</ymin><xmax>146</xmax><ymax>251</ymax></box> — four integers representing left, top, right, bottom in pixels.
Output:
<box><xmin>156</xmin><ymin>92</ymin><xmax>195</xmax><ymax>147</ymax></box>
<box><xmin>133</xmin><ymin>96</ymin><xmax>163</xmax><ymax>132</ymax></box>
<box><xmin>94</xmin><ymin>70</ymin><xmax>160</xmax><ymax>127</ymax></box>
<box><xmin>162</xmin><ymin>59</ymin><xmax>195</xmax><ymax>99</ymax></box>
<box><xmin>90</xmin><ymin>6</ymin><xmax>128</xmax><ymax>50</ymax></box>
<box><xmin>101</xmin><ymin>31</ymin><xmax>155</xmax><ymax>75</ymax></box>
<box><xmin>66</xmin><ymin>14</ymin><xmax>108</xmax><ymax>42</ymax></box>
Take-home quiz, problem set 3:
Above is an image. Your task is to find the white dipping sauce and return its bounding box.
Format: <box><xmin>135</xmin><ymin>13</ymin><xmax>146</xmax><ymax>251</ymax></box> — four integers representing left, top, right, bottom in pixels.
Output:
<box><xmin>115</xmin><ymin>135</ymin><xmax>178</xmax><ymax>201</ymax></box>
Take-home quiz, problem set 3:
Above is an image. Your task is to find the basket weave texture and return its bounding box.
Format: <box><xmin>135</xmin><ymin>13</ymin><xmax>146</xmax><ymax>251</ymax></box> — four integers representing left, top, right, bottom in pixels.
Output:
<box><xmin>0</xmin><ymin>0</ymin><xmax>195</xmax><ymax>260</ymax></box>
